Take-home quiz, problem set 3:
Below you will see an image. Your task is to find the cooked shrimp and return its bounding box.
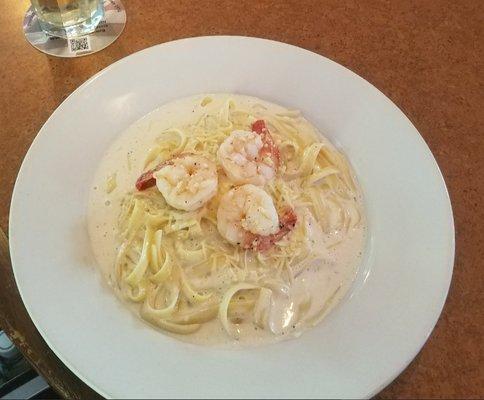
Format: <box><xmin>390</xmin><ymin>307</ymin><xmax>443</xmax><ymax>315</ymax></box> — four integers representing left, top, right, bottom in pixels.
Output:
<box><xmin>135</xmin><ymin>154</ymin><xmax>218</xmax><ymax>211</ymax></box>
<box><xmin>217</xmin><ymin>120</ymin><xmax>280</xmax><ymax>186</ymax></box>
<box><xmin>245</xmin><ymin>208</ymin><xmax>297</xmax><ymax>252</ymax></box>
<box><xmin>217</xmin><ymin>184</ymin><xmax>297</xmax><ymax>251</ymax></box>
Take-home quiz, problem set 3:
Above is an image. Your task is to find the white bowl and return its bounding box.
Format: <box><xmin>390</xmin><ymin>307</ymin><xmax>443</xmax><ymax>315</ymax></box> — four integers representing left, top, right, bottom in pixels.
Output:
<box><xmin>9</xmin><ymin>36</ymin><xmax>454</xmax><ymax>399</ymax></box>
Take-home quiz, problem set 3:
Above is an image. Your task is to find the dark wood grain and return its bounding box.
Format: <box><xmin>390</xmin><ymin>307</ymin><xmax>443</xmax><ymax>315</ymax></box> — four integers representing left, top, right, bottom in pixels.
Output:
<box><xmin>0</xmin><ymin>0</ymin><xmax>483</xmax><ymax>398</ymax></box>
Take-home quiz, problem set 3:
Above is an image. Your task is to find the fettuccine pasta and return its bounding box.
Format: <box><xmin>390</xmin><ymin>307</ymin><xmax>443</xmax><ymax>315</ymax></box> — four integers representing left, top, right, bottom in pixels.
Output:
<box><xmin>88</xmin><ymin>94</ymin><xmax>366</xmax><ymax>346</ymax></box>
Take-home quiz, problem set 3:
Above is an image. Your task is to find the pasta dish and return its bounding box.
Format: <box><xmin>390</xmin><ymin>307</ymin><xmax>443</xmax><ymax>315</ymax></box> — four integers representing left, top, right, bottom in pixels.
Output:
<box><xmin>88</xmin><ymin>94</ymin><xmax>366</xmax><ymax>346</ymax></box>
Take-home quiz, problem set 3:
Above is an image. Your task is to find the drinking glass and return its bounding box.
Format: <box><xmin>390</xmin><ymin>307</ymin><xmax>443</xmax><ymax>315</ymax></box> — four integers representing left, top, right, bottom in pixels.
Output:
<box><xmin>30</xmin><ymin>0</ymin><xmax>104</xmax><ymax>38</ymax></box>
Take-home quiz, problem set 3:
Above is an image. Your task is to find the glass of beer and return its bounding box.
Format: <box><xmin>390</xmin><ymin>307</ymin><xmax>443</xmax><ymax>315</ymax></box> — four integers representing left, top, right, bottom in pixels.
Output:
<box><xmin>30</xmin><ymin>0</ymin><xmax>104</xmax><ymax>38</ymax></box>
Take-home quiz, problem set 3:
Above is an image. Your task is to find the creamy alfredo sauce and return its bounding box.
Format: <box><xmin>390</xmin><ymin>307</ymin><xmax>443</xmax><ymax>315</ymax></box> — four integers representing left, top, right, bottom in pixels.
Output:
<box><xmin>88</xmin><ymin>94</ymin><xmax>366</xmax><ymax>347</ymax></box>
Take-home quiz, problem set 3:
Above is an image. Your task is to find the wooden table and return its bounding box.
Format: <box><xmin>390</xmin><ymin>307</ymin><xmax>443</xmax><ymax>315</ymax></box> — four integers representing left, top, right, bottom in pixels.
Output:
<box><xmin>1</xmin><ymin>1</ymin><xmax>482</xmax><ymax>398</ymax></box>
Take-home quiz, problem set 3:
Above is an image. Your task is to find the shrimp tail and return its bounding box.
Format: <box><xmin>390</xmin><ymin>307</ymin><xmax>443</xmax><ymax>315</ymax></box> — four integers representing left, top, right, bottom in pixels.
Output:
<box><xmin>251</xmin><ymin>120</ymin><xmax>281</xmax><ymax>168</ymax></box>
<box><xmin>135</xmin><ymin>163</ymin><xmax>164</xmax><ymax>190</ymax></box>
<box><xmin>251</xmin><ymin>119</ymin><xmax>268</xmax><ymax>135</ymax></box>
<box><xmin>279</xmin><ymin>208</ymin><xmax>298</xmax><ymax>231</ymax></box>
<box><xmin>271</xmin><ymin>208</ymin><xmax>297</xmax><ymax>244</ymax></box>
<box><xmin>135</xmin><ymin>153</ymin><xmax>193</xmax><ymax>191</ymax></box>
